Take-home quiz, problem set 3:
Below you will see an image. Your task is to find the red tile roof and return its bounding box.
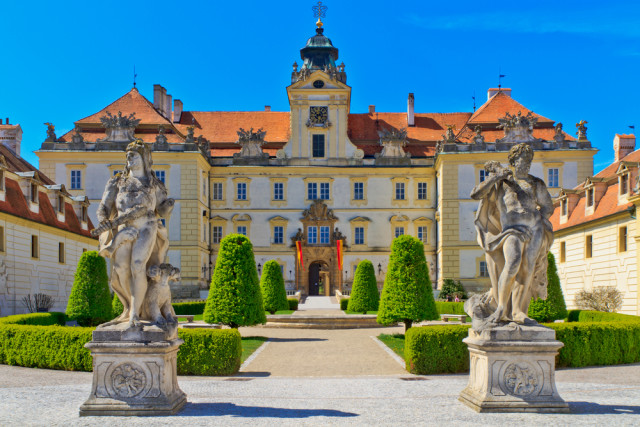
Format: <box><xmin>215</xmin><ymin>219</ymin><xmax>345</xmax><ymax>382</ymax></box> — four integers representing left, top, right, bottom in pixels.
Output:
<box><xmin>595</xmin><ymin>149</ymin><xmax>640</xmax><ymax>179</ymax></box>
<box><xmin>0</xmin><ymin>146</ymin><xmax>94</xmax><ymax>238</ymax></box>
<box><xmin>177</xmin><ymin>111</ymin><xmax>291</xmax><ymax>143</ymax></box>
<box><xmin>467</xmin><ymin>91</ymin><xmax>554</xmax><ymax>125</ymax></box>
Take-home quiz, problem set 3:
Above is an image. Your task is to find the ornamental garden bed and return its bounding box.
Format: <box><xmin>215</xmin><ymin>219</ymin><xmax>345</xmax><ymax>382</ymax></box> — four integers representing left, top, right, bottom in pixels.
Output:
<box><xmin>379</xmin><ymin>310</ymin><xmax>640</xmax><ymax>375</ymax></box>
<box><xmin>0</xmin><ymin>312</ymin><xmax>266</xmax><ymax>376</ymax></box>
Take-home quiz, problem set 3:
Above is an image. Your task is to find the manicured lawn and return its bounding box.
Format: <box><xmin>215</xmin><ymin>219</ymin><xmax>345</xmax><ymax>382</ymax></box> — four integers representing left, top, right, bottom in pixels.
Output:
<box><xmin>378</xmin><ymin>333</ymin><xmax>405</xmax><ymax>359</ymax></box>
<box><xmin>266</xmin><ymin>310</ymin><xmax>295</xmax><ymax>315</ymax></box>
<box><xmin>178</xmin><ymin>314</ymin><xmax>203</xmax><ymax>322</ymax></box>
<box><xmin>178</xmin><ymin>310</ymin><xmax>294</xmax><ymax>323</ymax></box>
<box><xmin>241</xmin><ymin>336</ymin><xmax>269</xmax><ymax>363</ymax></box>
<box><xmin>344</xmin><ymin>311</ymin><xmax>378</xmax><ymax>315</ymax></box>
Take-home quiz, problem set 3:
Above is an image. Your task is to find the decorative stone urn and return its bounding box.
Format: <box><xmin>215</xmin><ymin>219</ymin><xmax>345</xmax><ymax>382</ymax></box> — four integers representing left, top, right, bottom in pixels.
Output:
<box><xmin>458</xmin><ymin>325</ymin><xmax>569</xmax><ymax>413</ymax></box>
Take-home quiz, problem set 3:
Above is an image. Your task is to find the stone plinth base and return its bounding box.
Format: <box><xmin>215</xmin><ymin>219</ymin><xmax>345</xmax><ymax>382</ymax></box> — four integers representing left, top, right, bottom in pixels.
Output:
<box><xmin>459</xmin><ymin>324</ymin><xmax>569</xmax><ymax>413</ymax></box>
<box><xmin>80</xmin><ymin>326</ymin><xmax>186</xmax><ymax>416</ymax></box>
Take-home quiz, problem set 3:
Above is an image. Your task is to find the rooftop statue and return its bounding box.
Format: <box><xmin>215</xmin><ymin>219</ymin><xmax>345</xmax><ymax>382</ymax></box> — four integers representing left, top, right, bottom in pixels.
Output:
<box><xmin>236</xmin><ymin>127</ymin><xmax>267</xmax><ymax>158</ymax></box>
<box><xmin>497</xmin><ymin>111</ymin><xmax>541</xmax><ymax>144</ymax></box>
<box><xmin>91</xmin><ymin>139</ymin><xmax>177</xmax><ymax>329</ymax></box>
<box><xmin>467</xmin><ymin>143</ymin><xmax>554</xmax><ymax>330</ymax></box>
<box><xmin>377</xmin><ymin>127</ymin><xmax>408</xmax><ymax>158</ymax></box>
<box><xmin>98</xmin><ymin>111</ymin><xmax>140</xmax><ymax>143</ymax></box>
<box><xmin>44</xmin><ymin>122</ymin><xmax>56</xmax><ymax>142</ymax></box>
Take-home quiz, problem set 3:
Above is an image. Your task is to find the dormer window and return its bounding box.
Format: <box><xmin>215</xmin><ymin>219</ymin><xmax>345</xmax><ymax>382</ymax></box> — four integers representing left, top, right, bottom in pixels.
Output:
<box><xmin>561</xmin><ymin>199</ymin><xmax>568</xmax><ymax>216</ymax></box>
<box><xmin>30</xmin><ymin>183</ymin><xmax>38</xmax><ymax>203</ymax></box>
<box><xmin>586</xmin><ymin>188</ymin><xmax>594</xmax><ymax>207</ymax></box>
<box><xmin>81</xmin><ymin>206</ymin><xmax>88</xmax><ymax>222</ymax></box>
<box><xmin>620</xmin><ymin>173</ymin><xmax>630</xmax><ymax>195</ymax></box>
<box><xmin>58</xmin><ymin>195</ymin><xmax>65</xmax><ymax>214</ymax></box>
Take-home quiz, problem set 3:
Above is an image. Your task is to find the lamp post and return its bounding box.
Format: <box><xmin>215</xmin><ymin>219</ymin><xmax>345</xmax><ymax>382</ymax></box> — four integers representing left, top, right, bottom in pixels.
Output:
<box><xmin>257</xmin><ymin>262</ymin><xmax>262</xmax><ymax>275</ymax></box>
<box><xmin>378</xmin><ymin>263</ymin><xmax>383</xmax><ymax>275</ymax></box>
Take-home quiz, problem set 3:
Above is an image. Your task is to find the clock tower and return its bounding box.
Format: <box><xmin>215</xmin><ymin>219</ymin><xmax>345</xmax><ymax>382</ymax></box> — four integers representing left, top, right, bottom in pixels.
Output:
<box><xmin>285</xmin><ymin>19</ymin><xmax>355</xmax><ymax>161</ymax></box>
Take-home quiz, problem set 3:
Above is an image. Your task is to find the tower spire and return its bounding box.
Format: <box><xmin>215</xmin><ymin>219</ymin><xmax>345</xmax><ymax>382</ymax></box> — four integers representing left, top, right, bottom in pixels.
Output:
<box><xmin>312</xmin><ymin>1</ymin><xmax>328</xmax><ymax>28</ymax></box>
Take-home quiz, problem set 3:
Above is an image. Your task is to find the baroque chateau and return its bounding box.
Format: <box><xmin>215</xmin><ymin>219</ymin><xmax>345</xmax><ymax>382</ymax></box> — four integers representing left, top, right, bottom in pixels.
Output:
<box><xmin>35</xmin><ymin>20</ymin><xmax>596</xmax><ymax>299</ymax></box>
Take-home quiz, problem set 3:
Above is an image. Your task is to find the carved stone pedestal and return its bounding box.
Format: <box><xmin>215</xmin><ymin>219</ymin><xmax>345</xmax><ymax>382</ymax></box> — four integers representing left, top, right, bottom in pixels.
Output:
<box><xmin>459</xmin><ymin>324</ymin><xmax>569</xmax><ymax>413</ymax></box>
<box><xmin>80</xmin><ymin>324</ymin><xmax>186</xmax><ymax>416</ymax></box>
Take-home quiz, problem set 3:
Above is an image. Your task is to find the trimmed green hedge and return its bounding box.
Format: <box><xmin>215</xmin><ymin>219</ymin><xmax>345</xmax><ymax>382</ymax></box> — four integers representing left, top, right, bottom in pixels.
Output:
<box><xmin>0</xmin><ymin>312</ymin><xmax>66</xmax><ymax>326</ymax></box>
<box><xmin>287</xmin><ymin>298</ymin><xmax>299</xmax><ymax>311</ymax></box>
<box><xmin>404</xmin><ymin>318</ymin><xmax>640</xmax><ymax>374</ymax></box>
<box><xmin>567</xmin><ymin>310</ymin><xmax>640</xmax><ymax>323</ymax></box>
<box><xmin>173</xmin><ymin>301</ymin><xmax>206</xmax><ymax>315</ymax></box>
<box><xmin>0</xmin><ymin>318</ymin><xmax>242</xmax><ymax>375</ymax></box>
<box><xmin>435</xmin><ymin>302</ymin><xmax>466</xmax><ymax>316</ymax></box>
<box><xmin>340</xmin><ymin>298</ymin><xmax>349</xmax><ymax>311</ymax></box>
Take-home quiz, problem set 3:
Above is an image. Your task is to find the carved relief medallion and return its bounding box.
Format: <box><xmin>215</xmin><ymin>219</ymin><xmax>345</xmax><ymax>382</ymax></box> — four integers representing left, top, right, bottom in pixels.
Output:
<box><xmin>503</xmin><ymin>362</ymin><xmax>538</xmax><ymax>396</ymax></box>
<box><xmin>111</xmin><ymin>363</ymin><xmax>147</xmax><ymax>397</ymax></box>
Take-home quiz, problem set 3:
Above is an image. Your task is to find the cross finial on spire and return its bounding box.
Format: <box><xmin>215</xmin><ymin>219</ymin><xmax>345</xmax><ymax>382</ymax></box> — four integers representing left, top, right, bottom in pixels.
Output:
<box><xmin>312</xmin><ymin>1</ymin><xmax>328</xmax><ymax>28</ymax></box>
<box><xmin>133</xmin><ymin>65</ymin><xmax>137</xmax><ymax>88</ymax></box>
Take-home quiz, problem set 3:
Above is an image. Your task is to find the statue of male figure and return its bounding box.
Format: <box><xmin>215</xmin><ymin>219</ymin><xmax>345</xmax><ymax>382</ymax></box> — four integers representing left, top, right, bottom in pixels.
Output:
<box><xmin>92</xmin><ymin>139</ymin><xmax>174</xmax><ymax>328</ymax></box>
<box><xmin>470</xmin><ymin>143</ymin><xmax>554</xmax><ymax>325</ymax></box>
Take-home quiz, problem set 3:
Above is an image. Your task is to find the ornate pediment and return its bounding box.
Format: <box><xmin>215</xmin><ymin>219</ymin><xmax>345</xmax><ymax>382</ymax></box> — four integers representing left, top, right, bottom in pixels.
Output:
<box><xmin>234</xmin><ymin>128</ymin><xmax>268</xmax><ymax>159</ymax></box>
<box><xmin>302</xmin><ymin>199</ymin><xmax>337</xmax><ymax>221</ymax></box>
<box><xmin>98</xmin><ymin>111</ymin><xmax>140</xmax><ymax>143</ymax></box>
<box><xmin>497</xmin><ymin>111</ymin><xmax>541</xmax><ymax>144</ymax></box>
<box><xmin>377</xmin><ymin>127</ymin><xmax>408</xmax><ymax>158</ymax></box>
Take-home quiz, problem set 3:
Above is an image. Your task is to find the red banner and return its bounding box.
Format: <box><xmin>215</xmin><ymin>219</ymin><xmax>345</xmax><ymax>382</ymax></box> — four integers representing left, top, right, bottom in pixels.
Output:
<box><xmin>296</xmin><ymin>241</ymin><xmax>303</xmax><ymax>270</ymax></box>
<box><xmin>337</xmin><ymin>239</ymin><xmax>343</xmax><ymax>270</ymax></box>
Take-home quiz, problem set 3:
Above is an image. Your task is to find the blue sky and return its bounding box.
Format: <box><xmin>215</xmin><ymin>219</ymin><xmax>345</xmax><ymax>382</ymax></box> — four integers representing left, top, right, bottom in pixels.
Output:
<box><xmin>3</xmin><ymin>0</ymin><xmax>639</xmax><ymax>172</ymax></box>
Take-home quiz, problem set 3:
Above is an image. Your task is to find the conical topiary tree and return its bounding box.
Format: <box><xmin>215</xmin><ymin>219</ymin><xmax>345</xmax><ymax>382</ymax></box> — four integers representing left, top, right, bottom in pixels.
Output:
<box><xmin>377</xmin><ymin>235</ymin><xmax>439</xmax><ymax>331</ymax></box>
<box><xmin>260</xmin><ymin>260</ymin><xmax>289</xmax><ymax>314</ymax></box>
<box><xmin>112</xmin><ymin>293</ymin><xmax>124</xmax><ymax>319</ymax></box>
<box><xmin>204</xmin><ymin>234</ymin><xmax>266</xmax><ymax>328</ymax></box>
<box><xmin>347</xmin><ymin>260</ymin><xmax>379</xmax><ymax>313</ymax></box>
<box><xmin>66</xmin><ymin>251</ymin><xmax>112</xmax><ymax>326</ymax></box>
<box><xmin>528</xmin><ymin>252</ymin><xmax>568</xmax><ymax>323</ymax></box>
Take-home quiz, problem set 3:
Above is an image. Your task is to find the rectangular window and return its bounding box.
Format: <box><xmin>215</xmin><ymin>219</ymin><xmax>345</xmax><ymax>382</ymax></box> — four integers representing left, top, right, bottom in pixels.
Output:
<box><xmin>307</xmin><ymin>182</ymin><xmax>317</xmax><ymax>200</ymax></box>
<box><xmin>237</xmin><ymin>226</ymin><xmax>247</xmax><ymax>236</ymax></box>
<box><xmin>621</xmin><ymin>174</ymin><xmax>629</xmax><ymax>195</ymax></box>
<box><xmin>202</xmin><ymin>176</ymin><xmax>207</xmax><ymax>197</ymax></box>
<box><xmin>0</xmin><ymin>169</ymin><xmax>4</xmax><ymax>191</ymax></box>
<box><xmin>212</xmin><ymin>226</ymin><xmax>222</xmax><ymax>244</ymax></box>
<box><xmin>561</xmin><ymin>199</ymin><xmax>568</xmax><ymax>216</ymax></box>
<box><xmin>312</xmin><ymin>134</ymin><xmax>325</xmax><ymax>158</ymax></box>
<box><xmin>354</xmin><ymin>227</ymin><xmax>364</xmax><ymax>245</ymax></box>
<box><xmin>30</xmin><ymin>183</ymin><xmax>38</xmax><ymax>203</ymax></box>
<box><xmin>585</xmin><ymin>235</ymin><xmax>592</xmax><ymax>258</ymax></box>
<box><xmin>619</xmin><ymin>226</ymin><xmax>628</xmax><ymax>252</ymax></box>
<box><xmin>395</xmin><ymin>227</ymin><xmax>404</xmax><ymax>238</ymax></box>
<box><xmin>587</xmin><ymin>189</ymin><xmax>594</xmax><ymax>207</ymax></box>
<box><xmin>548</xmin><ymin>168</ymin><xmax>559</xmax><ymax>188</ymax></box>
<box><xmin>273</xmin><ymin>182</ymin><xmax>284</xmax><ymax>200</ymax></box>
<box><xmin>31</xmin><ymin>235</ymin><xmax>39</xmax><ymax>259</ymax></box>
<box><xmin>479</xmin><ymin>261</ymin><xmax>489</xmax><ymax>277</ymax></box>
<box><xmin>320</xmin><ymin>182</ymin><xmax>330</xmax><ymax>200</ymax></box>
<box><xmin>320</xmin><ymin>226</ymin><xmax>330</xmax><ymax>244</ymax></box>
<box><xmin>0</xmin><ymin>226</ymin><xmax>4</xmax><ymax>252</ymax></box>
<box><xmin>560</xmin><ymin>241</ymin><xmax>566</xmax><ymax>263</ymax></box>
<box><xmin>154</xmin><ymin>170</ymin><xmax>166</xmax><ymax>184</ymax></box>
<box><xmin>479</xmin><ymin>169</ymin><xmax>487</xmax><ymax>183</ymax></box>
<box><xmin>237</xmin><ymin>182</ymin><xmax>247</xmax><ymax>200</ymax></box>
<box><xmin>273</xmin><ymin>226</ymin><xmax>284</xmax><ymax>244</ymax></box>
<box><xmin>58</xmin><ymin>242</ymin><xmax>65</xmax><ymax>264</ymax></box>
<box><xmin>212</xmin><ymin>182</ymin><xmax>223</xmax><ymax>200</ymax></box>
<box><xmin>58</xmin><ymin>195</ymin><xmax>65</xmax><ymax>214</ymax></box>
<box><xmin>353</xmin><ymin>182</ymin><xmax>364</xmax><ymax>200</ymax></box>
<box><xmin>395</xmin><ymin>182</ymin><xmax>405</xmax><ymax>200</ymax></box>
<box><xmin>417</xmin><ymin>226</ymin><xmax>427</xmax><ymax>243</ymax></box>
<box><xmin>417</xmin><ymin>182</ymin><xmax>427</xmax><ymax>200</ymax></box>
<box><xmin>70</xmin><ymin>170</ymin><xmax>81</xmax><ymax>190</ymax></box>
<box><xmin>81</xmin><ymin>206</ymin><xmax>88</xmax><ymax>222</ymax></box>
<box><xmin>308</xmin><ymin>226</ymin><xmax>318</xmax><ymax>244</ymax></box>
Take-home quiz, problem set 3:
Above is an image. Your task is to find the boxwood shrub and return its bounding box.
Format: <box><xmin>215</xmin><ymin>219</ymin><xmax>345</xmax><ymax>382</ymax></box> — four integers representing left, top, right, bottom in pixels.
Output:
<box><xmin>287</xmin><ymin>298</ymin><xmax>299</xmax><ymax>311</ymax></box>
<box><xmin>173</xmin><ymin>301</ymin><xmax>206</xmax><ymax>315</ymax></box>
<box><xmin>435</xmin><ymin>302</ymin><xmax>466</xmax><ymax>316</ymax></box>
<box><xmin>0</xmin><ymin>319</ymin><xmax>242</xmax><ymax>375</ymax></box>
<box><xmin>567</xmin><ymin>310</ymin><xmax>640</xmax><ymax>323</ymax></box>
<box><xmin>340</xmin><ymin>298</ymin><xmax>349</xmax><ymax>311</ymax></box>
<box><xmin>0</xmin><ymin>312</ymin><xmax>66</xmax><ymax>326</ymax></box>
<box><xmin>405</xmin><ymin>325</ymin><xmax>470</xmax><ymax>374</ymax></box>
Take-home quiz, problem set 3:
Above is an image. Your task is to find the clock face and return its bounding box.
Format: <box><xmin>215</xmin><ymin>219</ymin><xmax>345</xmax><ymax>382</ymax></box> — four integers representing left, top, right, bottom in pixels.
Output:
<box><xmin>310</xmin><ymin>106</ymin><xmax>328</xmax><ymax>124</ymax></box>
<box><xmin>313</xmin><ymin>80</ymin><xmax>324</xmax><ymax>88</ymax></box>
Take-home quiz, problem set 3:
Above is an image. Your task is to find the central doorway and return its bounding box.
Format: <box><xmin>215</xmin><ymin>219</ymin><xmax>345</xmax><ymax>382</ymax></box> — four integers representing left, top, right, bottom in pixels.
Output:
<box><xmin>308</xmin><ymin>262</ymin><xmax>322</xmax><ymax>296</ymax></box>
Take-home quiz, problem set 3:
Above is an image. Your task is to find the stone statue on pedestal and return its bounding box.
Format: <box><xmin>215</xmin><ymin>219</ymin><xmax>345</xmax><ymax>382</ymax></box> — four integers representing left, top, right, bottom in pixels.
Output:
<box><xmin>459</xmin><ymin>143</ymin><xmax>568</xmax><ymax>413</ymax></box>
<box><xmin>81</xmin><ymin>139</ymin><xmax>186</xmax><ymax>416</ymax></box>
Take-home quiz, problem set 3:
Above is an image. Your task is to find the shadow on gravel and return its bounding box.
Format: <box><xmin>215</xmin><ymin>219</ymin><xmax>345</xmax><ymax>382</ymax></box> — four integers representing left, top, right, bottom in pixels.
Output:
<box><xmin>267</xmin><ymin>338</ymin><xmax>327</xmax><ymax>343</ymax></box>
<box><xmin>181</xmin><ymin>402</ymin><xmax>358</xmax><ymax>418</ymax></box>
<box><xmin>235</xmin><ymin>372</ymin><xmax>271</xmax><ymax>377</ymax></box>
<box><xmin>570</xmin><ymin>402</ymin><xmax>640</xmax><ymax>414</ymax></box>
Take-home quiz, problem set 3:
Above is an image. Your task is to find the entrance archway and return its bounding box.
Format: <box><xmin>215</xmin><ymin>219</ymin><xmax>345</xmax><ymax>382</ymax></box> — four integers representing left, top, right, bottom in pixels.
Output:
<box><xmin>308</xmin><ymin>262</ymin><xmax>324</xmax><ymax>296</ymax></box>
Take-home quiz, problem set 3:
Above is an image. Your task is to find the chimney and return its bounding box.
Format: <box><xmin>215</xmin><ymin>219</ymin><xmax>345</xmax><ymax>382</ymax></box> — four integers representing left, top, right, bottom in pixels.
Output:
<box><xmin>165</xmin><ymin>94</ymin><xmax>172</xmax><ymax>121</ymax></box>
<box><xmin>5</xmin><ymin>118</ymin><xmax>8</xmax><ymax>125</ymax></box>
<box><xmin>487</xmin><ymin>88</ymin><xmax>512</xmax><ymax>100</ymax></box>
<box><xmin>614</xmin><ymin>134</ymin><xmax>636</xmax><ymax>162</ymax></box>
<box><xmin>173</xmin><ymin>99</ymin><xmax>183</xmax><ymax>123</ymax></box>
<box><xmin>407</xmin><ymin>93</ymin><xmax>415</xmax><ymax>127</ymax></box>
<box><xmin>368</xmin><ymin>105</ymin><xmax>375</xmax><ymax>114</ymax></box>
<box><xmin>153</xmin><ymin>84</ymin><xmax>163</xmax><ymax>111</ymax></box>
<box><xmin>265</xmin><ymin>105</ymin><xmax>271</xmax><ymax>112</ymax></box>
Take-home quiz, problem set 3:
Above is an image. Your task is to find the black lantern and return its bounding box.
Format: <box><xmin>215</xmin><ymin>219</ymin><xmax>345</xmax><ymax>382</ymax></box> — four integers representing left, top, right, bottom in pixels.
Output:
<box><xmin>378</xmin><ymin>263</ymin><xmax>382</xmax><ymax>275</ymax></box>
<box><xmin>257</xmin><ymin>263</ymin><xmax>262</xmax><ymax>274</ymax></box>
